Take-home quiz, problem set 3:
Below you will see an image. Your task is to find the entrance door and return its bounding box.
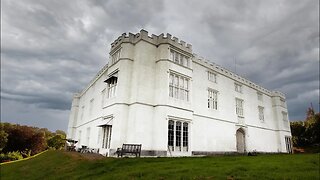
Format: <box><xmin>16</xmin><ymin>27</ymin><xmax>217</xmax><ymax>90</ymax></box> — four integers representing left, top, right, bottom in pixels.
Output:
<box><xmin>236</xmin><ymin>129</ymin><xmax>245</xmax><ymax>153</ymax></box>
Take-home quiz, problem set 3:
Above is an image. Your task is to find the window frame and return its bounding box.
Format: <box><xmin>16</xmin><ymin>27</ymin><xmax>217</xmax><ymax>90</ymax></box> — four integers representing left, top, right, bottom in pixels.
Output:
<box><xmin>102</xmin><ymin>125</ymin><xmax>112</xmax><ymax>149</ymax></box>
<box><xmin>236</xmin><ymin>98</ymin><xmax>244</xmax><ymax>117</ymax></box>
<box><xmin>208</xmin><ymin>71</ymin><xmax>217</xmax><ymax>83</ymax></box>
<box><xmin>169</xmin><ymin>49</ymin><xmax>190</xmax><ymax>68</ymax></box>
<box><xmin>169</xmin><ymin>72</ymin><xmax>190</xmax><ymax>101</ymax></box>
<box><xmin>257</xmin><ymin>92</ymin><xmax>263</xmax><ymax>101</ymax></box>
<box><xmin>235</xmin><ymin>83</ymin><xmax>243</xmax><ymax>93</ymax></box>
<box><xmin>168</xmin><ymin>119</ymin><xmax>189</xmax><ymax>152</ymax></box>
<box><xmin>258</xmin><ymin>106</ymin><xmax>264</xmax><ymax>122</ymax></box>
<box><xmin>106</xmin><ymin>73</ymin><xmax>118</xmax><ymax>99</ymax></box>
<box><xmin>110</xmin><ymin>48</ymin><xmax>121</xmax><ymax>65</ymax></box>
<box><xmin>208</xmin><ymin>88</ymin><xmax>218</xmax><ymax>110</ymax></box>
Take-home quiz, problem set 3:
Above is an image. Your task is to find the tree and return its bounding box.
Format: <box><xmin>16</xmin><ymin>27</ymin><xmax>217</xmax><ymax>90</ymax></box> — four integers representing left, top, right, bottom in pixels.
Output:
<box><xmin>305</xmin><ymin>112</ymin><xmax>320</xmax><ymax>145</ymax></box>
<box><xmin>0</xmin><ymin>130</ymin><xmax>8</xmax><ymax>151</ymax></box>
<box><xmin>47</xmin><ymin>134</ymin><xmax>65</xmax><ymax>150</ymax></box>
<box><xmin>290</xmin><ymin>121</ymin><xmax>307</xmax><ymax>146</ymax></box>
<box><xmin>290</xmin><ymin>106</ymin><xmax>320</xmax><ymax>148</ymax></box>
<box><xmin>55</xmin><ymin>130</ymin><xmax>66</xmax><ymax>137</ymax></box>
<box><xmin>2</xmin><ymin>124</ymin><xmax>47</xmax><ymax>155</ymax></box>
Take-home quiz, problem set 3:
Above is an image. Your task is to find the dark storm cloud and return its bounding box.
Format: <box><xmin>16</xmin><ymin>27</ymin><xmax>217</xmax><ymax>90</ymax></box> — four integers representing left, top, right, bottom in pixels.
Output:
<box><xmin>1</xmin><ymin>0</ymin><xmax>318</xmax><ymax>131</ymax></box>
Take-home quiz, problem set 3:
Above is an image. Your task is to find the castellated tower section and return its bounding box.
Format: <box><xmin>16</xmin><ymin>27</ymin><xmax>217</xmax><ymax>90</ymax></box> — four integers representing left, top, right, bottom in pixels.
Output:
<box><xmin>110</xmin><ymin>29</ymin><xmax>192</xmax><ymax>54</ymax></box>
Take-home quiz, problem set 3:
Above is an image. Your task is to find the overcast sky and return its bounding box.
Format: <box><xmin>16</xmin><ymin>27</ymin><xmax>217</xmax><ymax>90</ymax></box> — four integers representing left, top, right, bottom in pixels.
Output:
<box><xmin>1</xmin><ymin>0</ymin><xmax>319</xmax><ymax>132</ymax></box>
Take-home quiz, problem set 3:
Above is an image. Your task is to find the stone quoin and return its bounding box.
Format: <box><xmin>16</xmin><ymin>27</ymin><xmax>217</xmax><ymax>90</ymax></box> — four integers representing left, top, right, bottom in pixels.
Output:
<box><xmin>67</xmin><ymin>29</ymin><xmax>293</xmax><ymax>157</ymax></box>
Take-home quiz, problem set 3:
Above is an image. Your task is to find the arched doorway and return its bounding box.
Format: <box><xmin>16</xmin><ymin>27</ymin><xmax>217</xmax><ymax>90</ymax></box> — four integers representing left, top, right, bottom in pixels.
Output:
<box><xmin>236</xmin><ymin>128</ymin><xmax>246</xmax><ymax>153</ymax></box>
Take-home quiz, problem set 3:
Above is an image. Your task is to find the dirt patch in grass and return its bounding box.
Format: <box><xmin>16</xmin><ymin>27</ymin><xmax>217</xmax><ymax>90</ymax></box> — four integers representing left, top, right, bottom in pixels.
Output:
<box><xmin>62</xmin><ymin>151</ymin><xmax>105</xmax><ymax>161</ymax></box>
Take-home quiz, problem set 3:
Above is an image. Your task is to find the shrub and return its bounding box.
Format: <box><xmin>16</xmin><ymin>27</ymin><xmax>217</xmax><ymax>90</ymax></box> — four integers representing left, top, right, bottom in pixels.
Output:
<box><xmin>0</xmin><ymin>151</ymin><xmax>23</xmax><ymax>162</ymax></box>
<box><xmin>47</xmin><ymin>134</ymin><xmax>65</xmax><ymax>150</ymax></box>
<box><xmin>21</xmin><ymin>149</ymin><xmax>32</xmax><ymax>158</ymax></box>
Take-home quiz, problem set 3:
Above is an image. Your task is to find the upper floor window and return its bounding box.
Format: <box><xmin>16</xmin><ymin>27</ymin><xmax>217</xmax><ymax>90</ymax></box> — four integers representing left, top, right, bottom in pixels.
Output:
<box><xmin>236</xmin><ymin>98</ymin><xmax>244</xmax><ymax>117</ymax></box>
<box><xmin>208</xmin><ymin>88</ymin><xmax>218</xmax><ymax>110</ymax></box>
<box><xmin>208</xmin><ymin>71</ymin><xmax>217</xmax><ymax>83</ymax></box>
<box><xmin>235</xmin><ymin>83</ymin><xmax>242</xmax><ymax>93</ymax></box>
<box><xmin>257</xmin><ymin>92</ymin><xmax>263</xmax><ymax>101</ymax></box>
<box><xmin>104</xmin><ymin>72</ymin><xmax>118</xmax><ymax>98</ymax></box>
<box><xmin>170</xmin><ymin>50</ymin><xmax>189</xmax><ymax>68</ymax></box>
<box><xmin>258</xmin><ymin>106</ymin><xmax>264</xmax><ymax>121</ymax></box>
<box><xmin>107</xmin><ymin>78</ymin><xmax>117</xmax><ymax>98</ymax></box>
<box><xmin>169</xmin><ymin>72</ymin><xmax>189</xmax><ymax>101</ymax></box>
<box><xmin>110</xmin><ymin>49</ymin><xmax>121</xmax><ymax>65</ymax></box>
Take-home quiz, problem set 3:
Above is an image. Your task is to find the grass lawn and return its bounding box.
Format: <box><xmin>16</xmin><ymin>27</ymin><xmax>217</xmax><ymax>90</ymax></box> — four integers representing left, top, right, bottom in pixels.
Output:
<box><xmin>1</xmin><ymin>150</ymin><xmax>319</xmax><ymax>179</ymax></box>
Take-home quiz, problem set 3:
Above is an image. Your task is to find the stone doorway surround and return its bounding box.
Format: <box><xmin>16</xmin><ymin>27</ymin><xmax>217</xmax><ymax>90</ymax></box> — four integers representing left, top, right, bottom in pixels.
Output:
<box><xmin>236</xmin><ymin>128</ymin><xmax>246</xmax><ymax>153</ymax></box>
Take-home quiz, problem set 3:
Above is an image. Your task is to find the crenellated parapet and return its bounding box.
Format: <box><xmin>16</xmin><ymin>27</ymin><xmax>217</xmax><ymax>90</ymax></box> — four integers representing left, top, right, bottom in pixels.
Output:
<box><xmin>192</xmin><ymin>54</ymin><xmax>282</xmax><ymax>97</ymax></box>
<box><xmin>110</xmin><ymin>29</ymin><xmax>192</xmax><ymax>54</ymax></box>
<box><xmin>271</xmin><ymin>91</ymin><xmax>286</xmax><ymax>99</ymax></box>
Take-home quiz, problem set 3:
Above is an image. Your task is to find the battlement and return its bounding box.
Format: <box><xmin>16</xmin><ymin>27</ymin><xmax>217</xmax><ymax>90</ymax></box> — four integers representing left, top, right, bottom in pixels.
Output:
<box><xmin>271</xmin><ymin>91</ymin><xmax>286</xmax><ymax>99</ymax></box>
<box><xmin>110</xmin><ymin>29</ymin><xmax>192</xmax><ymax>54</ymax></box>
<box><xmin>192</xmin><ymin>54</ymin><xmax>284</xmax><ymax>97</ymax></box>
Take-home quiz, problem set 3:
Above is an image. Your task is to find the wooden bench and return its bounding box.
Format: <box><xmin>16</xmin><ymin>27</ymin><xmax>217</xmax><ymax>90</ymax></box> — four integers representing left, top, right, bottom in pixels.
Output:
<box><xmin>116</xmin><ymin>144</ymin><xmax>142</xmax><ymax>157</ymax></box>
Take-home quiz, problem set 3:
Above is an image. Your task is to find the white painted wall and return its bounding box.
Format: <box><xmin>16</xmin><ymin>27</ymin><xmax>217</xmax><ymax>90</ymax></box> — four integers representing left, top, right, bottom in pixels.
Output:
<box><xmin>67</xmin><ymin>30</ymin><xmax>292</xmax><ymax>156</ymax></box>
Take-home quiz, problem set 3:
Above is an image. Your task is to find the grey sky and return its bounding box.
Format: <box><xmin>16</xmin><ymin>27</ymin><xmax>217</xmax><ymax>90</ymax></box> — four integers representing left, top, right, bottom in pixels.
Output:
<box><xmin>1</xmin><ymin>0</ymin><xmax>319</xmax><ymax>131</ymax></box>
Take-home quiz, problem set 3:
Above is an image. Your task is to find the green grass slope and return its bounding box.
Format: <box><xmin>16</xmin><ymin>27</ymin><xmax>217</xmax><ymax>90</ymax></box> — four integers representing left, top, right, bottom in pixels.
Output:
<box><xmin>1</xmin><ymin>150</ymin><xmax>319</xmax><ymax>179</ymax></box>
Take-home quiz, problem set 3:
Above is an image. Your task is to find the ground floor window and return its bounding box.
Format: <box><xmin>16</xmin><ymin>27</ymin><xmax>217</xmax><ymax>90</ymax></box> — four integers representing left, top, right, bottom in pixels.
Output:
<box><xmin>168</xmin><ymin>120</ymin><xmax>189</xmax><ymax>152</ymax></box>
<box><xmin>285</xmin><ymin>136</ymin><xmax>293</xmax><ymax>154</ymax></box>
<box><xmin>102</xmin><ymin>125</ymin><xmax>112</xmax><ymax>149</ymax></box>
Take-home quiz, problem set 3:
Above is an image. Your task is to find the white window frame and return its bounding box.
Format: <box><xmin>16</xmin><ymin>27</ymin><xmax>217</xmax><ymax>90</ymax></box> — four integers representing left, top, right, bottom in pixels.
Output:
<box><xmin>169</xmin><ymin>72</ymin><xmax>189</xmax><ymax>101</ymax></box>
<box><xmin>285</xmin><ymin>136</ymin><xmax>293</xmax><ymax>153</ymax></box>
<box><xmin>168</xmin><ymin>120</ymin><xmax>189</xmax><ymax>152</ymax></box>
<box><xmin>107</xmin><ymin>77</ymin><xmax>117</xmax><ymax>98</ymax></box>
<box><xmin>236</xmin><ymin>98</ymin><xmax>244</xmax><ymax>117</ymax></box>
<box><xmin>170</xmin><ymin>49</ymin><xmax>190</xmax><ymax>68</ymax></box>
<box><xmin>208</xmin><ymin>88</ymin><xmax>218</xmax><ymax>110</ymax></box>
<box><xmin>110</xmin><ymin>49</ymin><xmax>121</xmax><ymax>65</ymax></box>
<box><xmin>102</xmin><ymin>125</ymin><xmax>112</xmax><ymax>149</ymax></box>
<box><xmin>208</xmin><ymin>71</ymin><xmax>217</xmax><ymax>83</ymax></box>
<box><xmin>235</xmin><ymin>83</ymin><xmax>242</xmax><ymax>93</ymax></box>
<box><xmin>258</xmin><ymin>106</ymin><xmax>264</xmax><ymax>122</ymax></box>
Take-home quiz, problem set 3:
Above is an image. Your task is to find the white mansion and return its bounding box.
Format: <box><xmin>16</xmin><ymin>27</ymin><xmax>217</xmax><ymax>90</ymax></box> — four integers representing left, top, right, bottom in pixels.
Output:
<box><xmin>67</xmin><ymin>30</ymin><xmax>292</xmax><ymax>156</ymax></box>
